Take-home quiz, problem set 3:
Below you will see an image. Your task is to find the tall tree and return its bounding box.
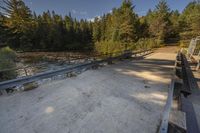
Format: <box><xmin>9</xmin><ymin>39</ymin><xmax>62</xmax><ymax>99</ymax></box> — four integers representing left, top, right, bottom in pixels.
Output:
<box><xmin>180</xmin><ymin>1</ymin><xmax>200</xmax><ymax>34</ymax></box>
<box><xmin>0</xmin><ymin>0</ymin><xmax>33</xmax><ymax>50</ymax></box>
<box><xmin>139</xmin><ymin>16</ymin><xmax>149</xmax><ymax>38</ymax></box>
<box><xmin>0</xmin><ymin>14</ymin><xmax>11</xmax><ymax>46</ymax></box>
<box><xmin>169</xmin><ymin>10</ymin><xmax>180</xmax><ymax>39</ymax></box>
<box><xmin>148</xmin><ymin>0</ymin><xmax>172</xmax><ymax>42</ymax></box>
<box><xmin>118</xmin><ymin>0</ymin><xmax>139</xmax><ymax>45</ymax></box>
<box><xmin>92</xmin><ymin>17</ymin><xmax>101</xmax><ymax>42</ymax></box>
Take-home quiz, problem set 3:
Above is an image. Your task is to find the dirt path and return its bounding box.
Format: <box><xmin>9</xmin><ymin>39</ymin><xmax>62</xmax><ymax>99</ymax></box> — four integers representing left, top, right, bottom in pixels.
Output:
<box><xmin>0</xmin><ymin>46</ymin><xmax>178</xmax><ymax>133</ymax></box>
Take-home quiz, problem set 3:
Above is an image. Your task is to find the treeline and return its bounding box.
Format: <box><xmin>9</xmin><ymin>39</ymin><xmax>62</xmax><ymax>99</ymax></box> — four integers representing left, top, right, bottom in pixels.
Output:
<box><xmin>0</xmin><ymin>0</ymin><xmax>200</xmax><ymax>53</ymax></box>
<box><xmin>30</xmin><ymin>11</ymin><xmax>92</xmax><ymax>51</ymax></box>
<box><xmin>0</xmin><ymin>0</ymin><xmax>92</xmax><ymax>51</ymax></box>
<box><xmin>93</xmin><ymin>0</ymin><xmax>200</xmax><ymax>53</ymax></box>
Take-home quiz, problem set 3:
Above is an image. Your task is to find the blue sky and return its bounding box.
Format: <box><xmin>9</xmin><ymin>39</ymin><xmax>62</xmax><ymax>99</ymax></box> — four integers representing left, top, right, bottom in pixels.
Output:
<box><xmin>1</xmin><ymin>0</ymin><xmax>195</xmax><ymax>20</ymax></box>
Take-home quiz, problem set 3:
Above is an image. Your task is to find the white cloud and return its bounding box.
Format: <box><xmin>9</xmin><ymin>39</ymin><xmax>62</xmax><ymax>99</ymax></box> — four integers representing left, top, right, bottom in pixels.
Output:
<box><xmin>137</xmin><ymin>10</ymin><xmax>147</xmax><ymax>16</ymax></box>
<box><xmin>87</xmin><ymin>15</ymin><xmax>101</xmax><ymax>22</ymax></box>
<box><xmin>97</xmin><ymin>16</ymin><xmax>102</xmax><ymax>19</ymax></box>
<box><xmin>87</xmin><ymin>18</ymin><xmax>95</xmax><ymax>22</ymax></box>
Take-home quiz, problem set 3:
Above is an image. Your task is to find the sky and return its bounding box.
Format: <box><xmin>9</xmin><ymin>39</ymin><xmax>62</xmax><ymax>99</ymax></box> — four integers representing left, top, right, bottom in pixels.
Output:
<box><xmin>1</xmin><ymin>0</ymin><xmax>195</xmax><ymax>20</ymax></box>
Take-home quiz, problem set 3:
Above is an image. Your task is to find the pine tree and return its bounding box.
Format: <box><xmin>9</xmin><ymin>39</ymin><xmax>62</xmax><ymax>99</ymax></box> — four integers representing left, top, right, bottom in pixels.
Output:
<box><xmin>139</xmin><ymin>17</ymin><xmax>149</xmax><ymax>38</ymax></box>
<box><xmin>119</xmin><ymin>0</ymin><xmax>138</xmax><ymax>43</ymax></box>
<box><xmin>148</xmin><ymin>0</ymin><xmax>172</xmax><ymax>42</ymax></box>
<box><xmin>0</xmin><ymin>0</ymin><xmax>33</xmax><ymax>50</ymax></box>
<box><xmin>180</xmin><ymin>1</ymin><xmax>200</xmax><ymax>34</ymax></box>
<box><xmin>169</xmin><ymin>10</ymin><xmax>180</xmax><ymax>38</ymax></box>
<box><xmin>64</xmin><ymin>14</ymin><xmax>74</xmax><ymax>49</ymax></box>
<box><xmin>92</xmin><ymin>17</ymin><xmax>101</xmax><ymax>42</ymax></box>
<box><xmin>0</xmin><ymin>15</ymin><xmax>10</xmax><ymax>46</ymax></box>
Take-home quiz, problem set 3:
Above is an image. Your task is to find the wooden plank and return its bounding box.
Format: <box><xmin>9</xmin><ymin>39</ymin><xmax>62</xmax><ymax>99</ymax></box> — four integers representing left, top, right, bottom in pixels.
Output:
<box><xmin>169</xmin><ymin>110</ymin><xmax>187</xmax><ymax>132</ymax></box>
<box><xmin>180</xmin><ymin>95</ymin><xmax>200</xmax><ymax>133</ymax></box>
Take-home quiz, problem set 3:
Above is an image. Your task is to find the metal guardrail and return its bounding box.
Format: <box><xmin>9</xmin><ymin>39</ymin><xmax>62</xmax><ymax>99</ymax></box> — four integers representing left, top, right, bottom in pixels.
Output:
<box><xmin>180</xmin><ymin>95</ymin><xmax>199</xmax><ymax>133</ymax></box>
<box><xmin>0</xmin><ymin>51</ymin><xmax>112</xmax><ymax>74</ymax></box>
<box><xmin>0</xmin><ymin>49</ymin><xmax>150</xmax><ymax>74</ymax></box>
<box><xmin>159</xmin><ymin>52</ymin><xmax>200</xmax><ymax>133</ymax></box>
<box><xmin>179</xmin><ymin>53</ymin><xmax>200</xmax><ymax>133</ymax></box>
<box><xmin>0</xmin><ymin>49</ymin><xmax>152</xmax><ymax>90</ymax></box>
<box><xmin>0</xmin><ymin>62</ymin><xmax>49</xmax><ymax>76</ymax></box>
<box><xmin>159</xmin><ymin>55</ymin><xmax>178</xmax><ymax>133</ymax></box>
<box><xmin>159</xmin><ymin>79</ymin><xmax>175</xmax><ymax>133</ymax></box>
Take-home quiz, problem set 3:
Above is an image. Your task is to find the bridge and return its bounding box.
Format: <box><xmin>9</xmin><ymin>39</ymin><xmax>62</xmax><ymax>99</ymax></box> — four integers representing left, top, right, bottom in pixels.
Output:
<box><xmin>0</xmin><ymin>46</ymin><xmax>199</xmax><ymax>133</ymax></box>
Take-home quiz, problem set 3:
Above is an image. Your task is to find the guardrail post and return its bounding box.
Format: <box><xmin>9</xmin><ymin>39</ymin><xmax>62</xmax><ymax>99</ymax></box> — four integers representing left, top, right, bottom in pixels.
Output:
<box><xmin>196</xmin><ymin>61</ymin><xmax>200</xmax><ymax>71</ymax></box>
<box><xmin>67</xmin><ymin>54</ymin><xmax>71</xmax><ymax>64</ymax></box>
<box><xmin>107</xmin><ymin>53</ymin><xmax>113</xmax><ymax>64</ymax></box>
<box><xmin>0</xmin><ymin>90</ymin><xmax>7</xmax><ymax>95</ymax></box>
<box><xmin>196</xmin><ymin>51</ymin><xmax>200</xmax><ymax>71</ymax></box>
<box><xmin>24</xmin><ymin>68</ymin><xmax>28</xmax><ymax>76</ymax></box>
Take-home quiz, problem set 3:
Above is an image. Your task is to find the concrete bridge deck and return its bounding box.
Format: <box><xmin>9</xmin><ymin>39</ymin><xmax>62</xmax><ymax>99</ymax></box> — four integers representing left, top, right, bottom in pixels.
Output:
<box><xmin>0</xmin><ymin>46</ymin><xmax>178</xmax><ymax>133</ymax></box>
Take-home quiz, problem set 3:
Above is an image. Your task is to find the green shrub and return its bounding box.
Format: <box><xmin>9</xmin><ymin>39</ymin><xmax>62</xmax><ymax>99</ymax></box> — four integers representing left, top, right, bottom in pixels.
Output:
<box><xmin>95</xmin><ymin>38</ymin><xmax>161</xmax><ymax>56</ymax></box>
<box><xmin>180</xmin><ymin>31</ymin><xmax>200</xmax><ymax>40</ymax></box>
<box><xmin>95</xmin><ymin>41</ymin><xmax>125</xmax><ymax>54</ymax></box>
<box><xmin>0</xmin><ymin>47</ymin><xmax>17</xmax><ymax>82</ymax></box>
<box><xmin>179</xmin><ymin>41</ymin><xmax>188</xmax><ymax>48</ymax></box>
<box><xmin>135</xmin><ymin>38</ymin><xmax>161</xmax><ymax>50</ymax></box>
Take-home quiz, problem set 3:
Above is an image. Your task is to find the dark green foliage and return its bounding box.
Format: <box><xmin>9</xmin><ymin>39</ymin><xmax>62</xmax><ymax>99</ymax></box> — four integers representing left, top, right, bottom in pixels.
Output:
<box><xmin>0</xmin><ymin>0</ymin><xmax>200</xmax><ymax>53</ymax></box>
<box><xmin>93</xmin><ymin>0</ymin><xmax>140</xmax><ymax>53</ymax></box>
<box><xmin>179</xmin><ymin>1</ymin><xmax>200</xmax><ymax>38</ymax></box>
<box><xmin>169</xmin><ymin>10</ymin><xmax>180</xmax><ymax>39</ymax></box>
<box><xmin>95</xmin><ymin>41</ymin><xmax>124</xmax><ymax>54</ymax></box>
<box><xmin>27</xmin><ymin>11</ymin><xmax>93</xmax><ymax>51</ymax></box>
<box><xmin>0</xmin><ymin>0</ymin><xmax>93</xmax><ymax>51</ymax></box>
<box><xmin>0</xmin><ymin>15</ymin><xmax>9</xmax><ymax>45</ymax></box>
<box><xmin>146</xmin><ymin>0</ymin><xmax>173</xmax><ymax>42</ymax></box>
<box><xmin>92</xmin><ymin>17</ymin><xmax>102</xmax><ymax>42</ymax></box>
<box><xmin>118</xmin><ymin>0</ymin><xmax>139</xmax><ymax>43</ymax></box>
<box><xmin>0</xmin><ymin>0</ymin><xmax>33</xmax><ymax>50</ymax></box>
<box><xmin>135</xmin><ymin>38</ymin><xmax>161</xmax><ymax>50</ymax></box>
<box><xmin>138</xmin><ymin>17</ymin><xmax>149</xmax><ymax>38</ymax></box>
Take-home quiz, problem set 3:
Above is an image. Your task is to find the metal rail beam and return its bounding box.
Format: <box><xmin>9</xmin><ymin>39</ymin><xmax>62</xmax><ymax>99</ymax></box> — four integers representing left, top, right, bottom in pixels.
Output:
<box><xmin>159</xmin><ymin>53</ymin><xmax>179</xmax><ymax>133</ymax></box>
<box><xmin>159</xmin><ymin>79</ymin><xmax>175</xmax><ymax>133</ymax></box>
<box><xmin>0</xmin><ymin>50</ymin><xmax>152</xmax><ymax>90</ymax></box>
